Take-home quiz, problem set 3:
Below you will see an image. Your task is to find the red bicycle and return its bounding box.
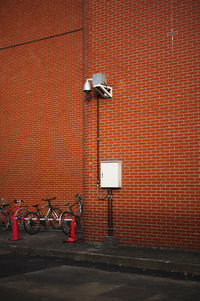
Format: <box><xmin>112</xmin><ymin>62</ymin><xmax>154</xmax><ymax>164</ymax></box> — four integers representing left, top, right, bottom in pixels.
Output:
<box><xmin>0</xmin><ymin>200</ymin><xmax>28</xmax><ymax>231</ymax></box>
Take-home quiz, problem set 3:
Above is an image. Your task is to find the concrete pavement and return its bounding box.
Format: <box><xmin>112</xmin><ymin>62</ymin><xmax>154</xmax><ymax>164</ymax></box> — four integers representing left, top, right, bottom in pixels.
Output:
<box><xmin>0</xmin><ymin>229</ymin><xmax>200</xmax><ymax>278</ymax></box>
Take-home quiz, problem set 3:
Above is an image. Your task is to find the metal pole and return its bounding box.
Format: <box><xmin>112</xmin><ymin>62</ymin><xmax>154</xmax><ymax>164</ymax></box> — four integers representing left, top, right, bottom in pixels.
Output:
<box><xmin>108</xmin><ymin>190</ymin><xmax>111</xmax><ymax>236</ymax></box>
<box><xmin>110</xmin><ymin>189</ymin><xmax>113</xmax><ymax>236</ymax></box>
<box><xmin>97</xmin><ymin>94</ymin><xmax>100</xmax><ymax>185</ymax></box>
<box><xmin>96</xmin><ymin>93</ymin><xmax>107</xmax><ymax>200</ymax></box>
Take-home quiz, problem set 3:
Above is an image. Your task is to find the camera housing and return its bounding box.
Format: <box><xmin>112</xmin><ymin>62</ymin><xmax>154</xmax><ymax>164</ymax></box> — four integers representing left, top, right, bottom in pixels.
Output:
<box><xmin>83</xmin><ymin>80</ymin><xmax>92</xmax><ymax>94</ymax></box>
<box><xmin>83</xmin><ymin>73</ymin><xmax>112</xmax><ymax>98</ymax></box>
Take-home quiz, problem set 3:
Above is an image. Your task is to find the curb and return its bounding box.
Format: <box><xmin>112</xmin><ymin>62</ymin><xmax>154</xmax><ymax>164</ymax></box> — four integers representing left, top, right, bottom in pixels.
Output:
<box><xmin>1</xmin><ymin>244</ymin><xmax>200</xmax><ymax>276</ymax></box>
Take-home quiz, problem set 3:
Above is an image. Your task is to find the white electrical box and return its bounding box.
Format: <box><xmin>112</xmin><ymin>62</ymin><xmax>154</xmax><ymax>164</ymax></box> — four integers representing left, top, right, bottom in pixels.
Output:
<box><xmin>101</xmin><ymin>161</ymin><xmax>122</xmax><ymax>188</ymax></box>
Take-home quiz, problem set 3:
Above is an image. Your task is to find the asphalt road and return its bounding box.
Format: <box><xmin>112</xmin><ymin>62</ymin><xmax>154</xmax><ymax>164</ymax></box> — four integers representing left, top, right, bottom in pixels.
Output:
<box><xmin>0</xmin><ymin>251</ymin><xmax>200</xmax><ymax>301</ymax></box>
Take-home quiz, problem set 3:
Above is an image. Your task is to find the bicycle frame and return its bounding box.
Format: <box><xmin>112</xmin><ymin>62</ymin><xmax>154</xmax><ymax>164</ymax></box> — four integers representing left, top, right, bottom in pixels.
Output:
<box><xmin>41</xmin><ymin>208</ymin><xmax>59</xmax><ymax>223</ymax></box>
<box><xmin>0</xmin><ymin>200</ymin><xmax>27</xmax><ymax>231</ymax></box>
<box><xmin>31</xmin><ymin>198</ymin><xmax>62</xmax><ymax>227</ymax></box>
<box><xmin>67</xmin><ymin>198</ymin><xmax>83</xmax><ymax>217</ymax></box>
<box><xmin>3</xmin><ymin>203</ymin><xmax>20</xmax><ymax>220</ymax></box>
<box><xmin>35</xmin><ymin>203</ymin><xmax>58</xmax><ymax>219</ymax></box>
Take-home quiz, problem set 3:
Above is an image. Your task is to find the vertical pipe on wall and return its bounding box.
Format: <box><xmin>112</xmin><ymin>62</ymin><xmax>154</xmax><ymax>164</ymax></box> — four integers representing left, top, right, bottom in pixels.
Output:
<box><xmin>110</xmin><ymin>189</ymin><xmax>114</xmax><ymax>236</ymax></box>
<box><xmin>96</xmin><ymin>94</ymin><xmax>108</xmax><ymax>200</ymax></box>
<box><xmin>97</xmin><ymin>94</ymin><xmax>100</xmax><ymax>185</ymax></box>
<box><xmin>83</xmin><ymin>0</ymin><xmax>87</xmax><ymax>80</ymax></box>
<box><xmin>83</xmin><ymin>0</ymin><xmax>88</xmax><ymax>197</ymax></box>
<box><xmin>108</xmin><ymin>190</ymin><xmax>111</xmax><ymax>236</ymax></box>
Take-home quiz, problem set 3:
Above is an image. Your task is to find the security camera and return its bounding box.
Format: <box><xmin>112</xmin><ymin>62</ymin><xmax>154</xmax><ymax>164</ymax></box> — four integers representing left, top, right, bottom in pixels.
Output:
<box><xmin>83</xmin><ymin>73</ymin><xmax>113</xmax><ymax>98</ymax></box>
<box><xmin>83</xmin><ymin>80</ymin><xmax>92</xmax><ymax>94</ymax></box>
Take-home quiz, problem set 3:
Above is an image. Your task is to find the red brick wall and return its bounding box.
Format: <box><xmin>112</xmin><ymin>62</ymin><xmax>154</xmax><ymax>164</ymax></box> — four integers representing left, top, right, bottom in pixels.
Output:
<box><xmin>0</xmin><ymin>0</ymin><xmax>199</xmax><ymax>251</ymax></box>
<box><xmin>83</xmin><ymin>0</ymin><xmax>200</xmax><ymax>250</ymax></box>
<box><xmin>0</xmin><ymin>0</ymin><xmax>84</xmax><ymax>208</ymax></box>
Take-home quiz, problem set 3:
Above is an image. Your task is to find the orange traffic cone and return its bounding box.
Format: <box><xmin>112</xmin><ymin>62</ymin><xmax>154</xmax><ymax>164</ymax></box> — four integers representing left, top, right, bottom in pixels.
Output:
<box><xmin>63</xmin><ymin>216</ymin><xmax>79</xmax><ymax>243</ymax></box>
<box><xmin>9</xmin><ymin>216</ymin><xmax>23</xmax><ymax>241</ymax></box>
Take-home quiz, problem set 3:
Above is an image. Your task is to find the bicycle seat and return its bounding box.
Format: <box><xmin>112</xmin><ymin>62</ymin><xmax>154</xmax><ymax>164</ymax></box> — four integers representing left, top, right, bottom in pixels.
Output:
<box><xmin>42</xmin><ymin>197</ymin><xmax>56</xmax><ymax>202</ymax></box>
<box><xmin>2</xmin><ymin>203</ymin><xmax>9</xmax><ymax>208</ymax></box>
<box><xmin>33</xmin><ymin>204</ymin><xmax>40</xmax><ymax>208</ymax></box>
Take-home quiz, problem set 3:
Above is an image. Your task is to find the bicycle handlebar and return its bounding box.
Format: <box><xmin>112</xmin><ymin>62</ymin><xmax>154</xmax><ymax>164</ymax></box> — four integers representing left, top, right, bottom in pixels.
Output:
<box><xmin>75</xmin><ymin>194</ymin><xmax>82</xmax><ymax>201</ymax></box>
<box><xmin>64</xmin><ymin>194</ymin><xmax>82</xmax><ymax>211</ymax></box>
<box><xmin>13</xmin><ymin>200</ymin><xmax>24</xmax><ymax>204</ymax></box>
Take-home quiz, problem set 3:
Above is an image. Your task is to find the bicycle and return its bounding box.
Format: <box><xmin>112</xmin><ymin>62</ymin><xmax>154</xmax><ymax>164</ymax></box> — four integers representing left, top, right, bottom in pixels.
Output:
<box><xmin>0</xmin><ymin>199</ymin><xmax>10</xmax><ymax>231</ymax></box>
<box><xmin>60</xmin><ymin>194</ymin><xmax>83</xmax><ymax>239</ymax></box>
<box><xmin>0</xmin><ymin>200</ymin><xmax>28</xmax><ymax>231</ymax></box>
<box><xmin>23</xmin><ymin>197</ymin><xmax>62</xmax><ymax>235</ymax></box>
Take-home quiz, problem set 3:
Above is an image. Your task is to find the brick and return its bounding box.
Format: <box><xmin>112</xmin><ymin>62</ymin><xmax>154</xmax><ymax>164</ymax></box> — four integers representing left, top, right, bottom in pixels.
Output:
<box><xmin>0</xmin><ymin>0</ymin><xmax>199</xmax><ymax>251</ymax></box>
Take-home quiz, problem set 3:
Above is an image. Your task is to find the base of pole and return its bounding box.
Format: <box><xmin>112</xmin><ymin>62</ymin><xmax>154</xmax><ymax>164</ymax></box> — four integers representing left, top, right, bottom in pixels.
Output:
<box><xmin>8</xmin><ymin>238</ymin><xmax>23</xmax><ymax>241</ymax></box>
<box><xmin>102</xmin><ymin>236</ymin><xmax>118</xmax><ymax>248</ymax></box>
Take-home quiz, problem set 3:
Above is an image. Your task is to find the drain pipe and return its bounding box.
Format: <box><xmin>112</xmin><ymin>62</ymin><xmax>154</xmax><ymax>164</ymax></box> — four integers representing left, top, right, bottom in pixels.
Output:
<box><xmin>96</xmin><ymin>94</ymin><xmax>108</xmax><ymax>200</ymax></box>
<box><xmin>110</xmin><ymin>189</ymin><xmax>114</xmax><ymax>236</ymax></box>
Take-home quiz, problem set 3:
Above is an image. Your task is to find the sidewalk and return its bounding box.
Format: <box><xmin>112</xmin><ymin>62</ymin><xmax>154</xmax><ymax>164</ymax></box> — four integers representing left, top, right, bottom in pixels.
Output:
<box><xmin>0</xmin><ymin>229</ymin><xmax>200</xmax><ymax>277</ymax></box>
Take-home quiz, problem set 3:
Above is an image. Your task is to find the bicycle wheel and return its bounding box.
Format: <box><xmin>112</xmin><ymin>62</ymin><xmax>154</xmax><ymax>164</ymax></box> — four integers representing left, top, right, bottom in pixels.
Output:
<box><xmin>7</xmin><ymin>209</ymin><xmax>13</xmax><ymax>229</ymax></box>
<box><xmin>60</xmin><ymin>211</ymin><xmax>71</xmax><ymax>235</ymax></box>
<box><xmin>49</xmin><ymin>208</ymin><xmax>62</xmax><ymax>229</ymax></box>
<box><xmin>23</xmin><ymin>212</ymin><xmax>40</xmax><ymax>235</ymax></box>
<box><xmin>0</xmin><ymin>211</ymin><xmax>9</xmax><ymax>231</ymax></box>
<box><xmin>15</xmin><ymin>207</ymin><xmax>28</xmax><ymax>228</ymax></box>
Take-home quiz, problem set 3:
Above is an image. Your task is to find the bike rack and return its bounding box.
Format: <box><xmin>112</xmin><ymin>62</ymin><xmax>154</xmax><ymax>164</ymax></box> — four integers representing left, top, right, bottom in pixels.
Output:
<box><xmin>16</xmin><ymin>217</ymin><xmax>72</xmax><ymax>221</ymax></box>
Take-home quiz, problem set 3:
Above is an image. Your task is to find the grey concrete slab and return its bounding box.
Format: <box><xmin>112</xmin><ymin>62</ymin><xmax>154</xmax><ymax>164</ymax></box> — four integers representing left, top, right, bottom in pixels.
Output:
<box><xmin>0</xmin><ymin>265</ymin><xmax>200</xmax><ymax>301</ymax></box>
<box><xmin>0</xmin><ymin>229</ymin><xmax>200</xmax><ymax>277</ymax></box>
